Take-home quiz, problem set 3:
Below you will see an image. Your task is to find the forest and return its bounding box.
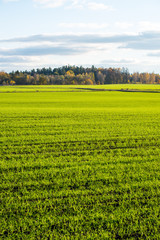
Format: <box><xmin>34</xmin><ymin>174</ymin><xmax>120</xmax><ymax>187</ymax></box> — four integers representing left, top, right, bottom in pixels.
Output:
<box><xmin>1</xmin><ymin>65</ymin><xmax>160</xmax><ymax>85</ymax></box>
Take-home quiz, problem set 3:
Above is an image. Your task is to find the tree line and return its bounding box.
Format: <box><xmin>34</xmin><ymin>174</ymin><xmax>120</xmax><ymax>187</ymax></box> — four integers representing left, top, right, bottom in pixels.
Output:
<box><xmin>1</xmin><ymin>65</ymin><xmax>160</xmax><ymax>85</ymax></box>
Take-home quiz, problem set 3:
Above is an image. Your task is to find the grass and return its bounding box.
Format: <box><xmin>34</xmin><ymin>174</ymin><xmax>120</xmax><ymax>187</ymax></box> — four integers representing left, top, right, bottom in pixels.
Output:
<box><xmin>0</xmin><ymin>85</ymin><xmax>160</xmax><ymax>239</ymax></box>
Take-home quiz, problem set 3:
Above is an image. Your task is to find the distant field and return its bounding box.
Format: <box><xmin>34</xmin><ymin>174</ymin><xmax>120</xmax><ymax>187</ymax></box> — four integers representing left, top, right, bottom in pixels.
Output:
<box><xmin>1</xmin><ymin>85</ymin><xmax>160</xmax><ymax>239</ymax></box>
<box><xmin>1</xmin><ymin>84</ymin><xmax>160</xmax><ymax>93</ymax></box>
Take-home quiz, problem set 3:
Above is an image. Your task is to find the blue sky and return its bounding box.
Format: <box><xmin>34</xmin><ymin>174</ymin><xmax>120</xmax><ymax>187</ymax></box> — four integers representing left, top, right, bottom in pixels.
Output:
<box><xmin>1</xmin><ymin>0</ymin><xmax>160</xmax><ymax>72</ymax></box>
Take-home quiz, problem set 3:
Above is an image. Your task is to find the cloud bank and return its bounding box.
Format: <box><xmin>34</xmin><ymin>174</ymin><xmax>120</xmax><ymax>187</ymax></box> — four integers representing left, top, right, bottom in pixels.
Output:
<box><xmin>1</xmin><ymin>31</ymin><xmax>160</xmax><ymax>50</ymax></box>
<box><xmin>1</xmin><ymin>31</ymin><xmax>160</xmax><ymax>72</ymax></box>
<box><xmin>0</xmin><ymin>45</ymin><xmax>88</xmax><ymax>56</ymax></box>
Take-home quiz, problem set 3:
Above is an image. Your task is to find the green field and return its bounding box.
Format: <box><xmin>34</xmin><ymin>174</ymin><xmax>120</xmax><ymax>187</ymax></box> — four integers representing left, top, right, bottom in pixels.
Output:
<box><xmin>1</xmin><ymin>85</ymin><xmax>160</xmax><ymax>239</ymax></box>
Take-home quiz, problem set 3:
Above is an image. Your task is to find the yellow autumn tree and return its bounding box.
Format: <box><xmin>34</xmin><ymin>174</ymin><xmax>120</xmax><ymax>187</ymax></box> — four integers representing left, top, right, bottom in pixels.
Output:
<box><xmin>65</xmin><ymin>70</ymin><xmax>75</xmax><ymax>77</ymax></box>
<box><xmin>10</xmin><ymin>80</ymin><xmax>16</xmax><ymax>85</ymax></box>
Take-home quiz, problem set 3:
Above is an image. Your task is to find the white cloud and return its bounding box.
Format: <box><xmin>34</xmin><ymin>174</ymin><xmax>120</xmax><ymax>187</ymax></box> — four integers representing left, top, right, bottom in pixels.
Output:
<box><xmin>87</xmin><ymin>2</ymin><xmax>113</xmax><ymax>11</ymax></box>
<box><xmin>33</xmin><ymin>0</ymin><xmax>113</xmax><ymax>10</ymax></box>
<box><xmin>33</xmin><ymin>0</ymin><xmax>66</xmax><ymax>8</ymax></box>
<box><xmin>59</xmin><ymin>22</ymin><xmax>109</xmax><ymax>29</ymax></box>
<box><xmin>138</xmin><ymin>21</ymin><xmax>160</xmax><ymax>32</ymax></box>
<box><xmin>115</xmin><ymin>22</ymin><xmax>133</xmax><ymax>30</ymax></box>
<box><xmin>69</xmin><ymin>0</ymin><xmax>86</xmax><ymax>9</ymax></box>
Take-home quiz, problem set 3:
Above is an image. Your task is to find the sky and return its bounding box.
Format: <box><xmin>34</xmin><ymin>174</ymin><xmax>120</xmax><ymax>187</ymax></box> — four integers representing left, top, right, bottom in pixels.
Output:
<box><xmin>1</xmin><ymin>0</ymin><xmax>160</xmax><ymax>72</ymax></box>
